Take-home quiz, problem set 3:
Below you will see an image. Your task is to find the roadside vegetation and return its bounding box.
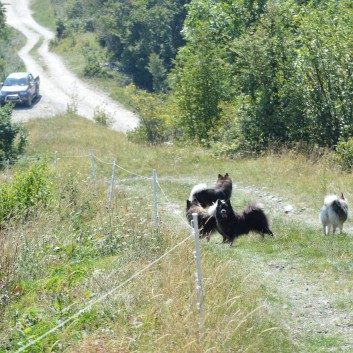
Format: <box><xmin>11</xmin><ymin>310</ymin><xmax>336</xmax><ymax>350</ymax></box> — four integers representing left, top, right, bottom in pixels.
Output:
<box><xmin>0</xmin><ymin>3</ymin><xmax>25</xmax><ymax>81</ymax></box>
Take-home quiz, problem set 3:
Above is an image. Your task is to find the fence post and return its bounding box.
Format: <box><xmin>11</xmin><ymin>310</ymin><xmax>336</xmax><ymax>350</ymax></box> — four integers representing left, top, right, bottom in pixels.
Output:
<box><xmin>89</xmin><ymin>149</ymin><xmax>96</xmax><ymax>186</ymax></box>
<box><xmin>6</xmin><ymin>159</ymin><xmax>9</xmax><ymax>182</ymax></box>
<box><xmin>109</xmin><ymin>160</ymin><xmax>117</xmax><ymax>204</ymax></box>
<box><xmin>54</xmin><ymin>151</ymin><xmax>57</xmax><ymax>170</ymax></box>
<box><xmin>192</xmin><ymin>213</ymin><xmax>204</xmax><ymax>337</ymax></box>
<box><xmin>152</xmin><ymin>169</ymin><xmax>159</xmax><ymax>231</ymax></box>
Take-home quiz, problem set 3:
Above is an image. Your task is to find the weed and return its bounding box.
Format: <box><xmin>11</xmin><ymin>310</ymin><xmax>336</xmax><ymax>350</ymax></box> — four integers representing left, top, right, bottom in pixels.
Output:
<box><xmin>93</xmin><ymin>104</ymin><xmax>112</xmax><ymax>128</ymax></box>
<box><xmin>67</xmin><ymin>82</ymin><xmax>79</xmax><ymax>114</ymax></box>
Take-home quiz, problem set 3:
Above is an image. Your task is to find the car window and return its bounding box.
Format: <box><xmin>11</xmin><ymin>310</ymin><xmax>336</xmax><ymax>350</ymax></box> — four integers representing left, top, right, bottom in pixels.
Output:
<box><xmin>4</xmin><ymin>78</ymin><xmax>15</xmax><ymax>86</ymax></box>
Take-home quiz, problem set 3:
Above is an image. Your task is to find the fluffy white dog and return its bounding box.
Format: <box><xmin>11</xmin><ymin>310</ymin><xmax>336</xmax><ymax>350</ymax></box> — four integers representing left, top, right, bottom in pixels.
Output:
<box><xmin>319</xmin><ymin>193</ymin><xmax>348</xmax><ymax>235</ymax></box>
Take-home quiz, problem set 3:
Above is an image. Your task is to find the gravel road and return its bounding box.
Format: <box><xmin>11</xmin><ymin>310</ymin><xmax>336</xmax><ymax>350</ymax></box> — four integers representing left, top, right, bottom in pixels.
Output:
<box><xmin>4</xmin><ymin>0</ymin><xmax>139</xmax><ymax>133</ymax></box>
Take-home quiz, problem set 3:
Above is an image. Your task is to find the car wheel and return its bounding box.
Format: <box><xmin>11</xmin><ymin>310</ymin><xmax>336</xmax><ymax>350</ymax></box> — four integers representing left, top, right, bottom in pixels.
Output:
<box><xmin>26</xmin><ymin>95</ymin><xmax>32</xmax><ymax>107</ymax></box>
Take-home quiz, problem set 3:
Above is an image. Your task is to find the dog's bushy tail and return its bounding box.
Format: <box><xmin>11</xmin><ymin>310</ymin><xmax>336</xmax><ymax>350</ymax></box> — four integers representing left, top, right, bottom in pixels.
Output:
<box><xmin>244</xmin><ymin>203</ymin><xmax>274</xmax><ymax>237</ymax></box>
<box><xmin>331</xmin><ymin>199</ymin><xmax>348</xmax><ymax>221</ymax></box>
<box><xmin>189</xmin><ymin>183</ymin><xmax>207</xmax><ymax>202</ymax></box>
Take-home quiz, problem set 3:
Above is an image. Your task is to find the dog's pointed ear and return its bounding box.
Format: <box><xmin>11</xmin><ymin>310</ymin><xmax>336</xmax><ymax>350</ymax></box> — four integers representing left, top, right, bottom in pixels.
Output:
<box><xmin>218</xmin><ymin>174</ymin><xmax>222</xmax><ymax>178</ymax></box>
<box><xmin>225</xmin><ymin>173</ymin><xmax>229</xmax><ymax>177</ymax></box>
<box><xmin>226</xmin><ymin>199</ymin><xmax>231</xmax><ymax>206</ymax></box>
<box><xmin>186</xmin><ymin>200</ymin><xmax>191</xmax><ymax>208</ymax></box>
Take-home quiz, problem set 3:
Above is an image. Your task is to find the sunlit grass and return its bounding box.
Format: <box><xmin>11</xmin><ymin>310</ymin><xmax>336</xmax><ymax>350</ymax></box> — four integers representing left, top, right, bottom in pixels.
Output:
<box><xmin>31</xmin><ymin>0</ymin><xmax>56</xmax><ymax>32</ymax></box>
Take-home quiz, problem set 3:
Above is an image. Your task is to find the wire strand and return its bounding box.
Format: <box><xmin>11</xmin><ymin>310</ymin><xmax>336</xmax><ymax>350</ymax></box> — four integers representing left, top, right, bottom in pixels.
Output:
<box><xmin>14</xmin><ymin>234</ymin><xmax>193</xmax><ymax>353</ymax></box>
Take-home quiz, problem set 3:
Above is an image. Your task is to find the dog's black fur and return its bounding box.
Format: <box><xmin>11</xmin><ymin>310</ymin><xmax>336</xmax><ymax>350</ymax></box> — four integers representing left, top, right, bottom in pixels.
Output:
<box><xmin>186</xmin><ymin>199</ymin><xmax>217</xmax><ymax>240</ymax></box>
<box><xmin>190</xmin><ymin>173</ymin><xmax>233</xmax><ymax>208</ymax></box>
<box><xmin>214</xmin><ymin>199</ymin><xmax>274</xmax><ymax>245</ymax></box>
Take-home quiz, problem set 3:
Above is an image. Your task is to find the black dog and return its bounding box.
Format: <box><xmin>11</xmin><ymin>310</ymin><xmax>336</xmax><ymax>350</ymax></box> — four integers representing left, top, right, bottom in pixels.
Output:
<box><xmin>214</xmin><ymin>199</ymin><xmax>274</xmax><ymax>245</ymax></box>
<box><xmin>186</xmin><ymin>200</ymin><xmax>217</xmax><ymax>240</ymax></box>
<box><xmin>189</xmin><ymin>173</ymin><xmax>233</xmax><ymax>208</ymax></box>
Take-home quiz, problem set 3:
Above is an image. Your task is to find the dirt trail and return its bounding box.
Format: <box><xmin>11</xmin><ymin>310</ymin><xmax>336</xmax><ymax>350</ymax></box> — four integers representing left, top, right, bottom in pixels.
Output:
<box><xmin>169</xmin><ymin>177</ymin><xmax>353</xmax><ymax>351</ymax></box>
<box><xmin>4</xmin><ymin>0</ymin><xmax>139</xmax><ymax>133</ymax></box>
<box><xmin>225</xmin><ymin>184</ymin><xmax>353</xmax><ymax>351</ymax></box>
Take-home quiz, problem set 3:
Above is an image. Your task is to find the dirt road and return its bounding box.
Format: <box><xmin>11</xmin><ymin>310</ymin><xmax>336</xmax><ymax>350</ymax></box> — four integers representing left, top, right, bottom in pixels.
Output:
<box><xmin>4</xmin><ymin>0</ymin><xmax>139</xmax><ymax>133</ymax></box>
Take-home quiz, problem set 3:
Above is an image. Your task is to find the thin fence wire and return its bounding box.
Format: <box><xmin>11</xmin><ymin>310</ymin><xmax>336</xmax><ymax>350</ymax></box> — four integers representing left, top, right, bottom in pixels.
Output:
<box><xmin>6</xmin><ymin>150</ymin><xmax>198</xmax><ymax>352</ymax></box>
<box><xmin>14</xmin><ymin>235</ymin><xmax>192</xmax><ymax>353</ymax></box>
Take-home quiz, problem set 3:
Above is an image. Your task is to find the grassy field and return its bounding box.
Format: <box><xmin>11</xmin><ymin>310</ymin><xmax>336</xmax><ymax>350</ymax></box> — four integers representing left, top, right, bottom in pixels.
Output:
<box><xmin>0</xmin><ymin>114</ymin><xmax>352</xmax><ymax>353</ymax></box>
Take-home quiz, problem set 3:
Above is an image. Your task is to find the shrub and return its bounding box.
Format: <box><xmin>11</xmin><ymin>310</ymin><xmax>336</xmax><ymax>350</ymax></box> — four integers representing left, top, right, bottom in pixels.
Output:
<box><xmin>93</xmin><ymin>104</ymin><xmax>112</xmax><ymax>127</ymax></box>
<box><xmin>82</xmin><ymin>47</ymin><xmax>105</xmax><ymax>78</ymax></box>
<box><xmin>126</xmin><ymin>84</ymin><xmax>171</xmax><ymax>144</ymax></box>
<box><xmin>334</xmin><ymin>139</ymin><xmax>353</xmax><ymax>171</ymax></box>
<box><xmin>0</xmin><ymin>104</ymin><xmax>27</xmax><ymax>165</ymax></box>
<box><xmin>0</xmin><ymin>160</ymin><xmax>54</xmax><ymax>225</ymax></box>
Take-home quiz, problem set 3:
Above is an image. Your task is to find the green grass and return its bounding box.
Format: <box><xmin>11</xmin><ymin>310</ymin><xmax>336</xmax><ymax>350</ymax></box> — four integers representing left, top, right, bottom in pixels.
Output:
<box><xmin>0</xmin><ymin>114</ymin><xmax>352</xmax><ymax>352</ymax></box>
<box><xmin>31</xmin><ymin>0</ymin><xmax>57</xmax><ymax>32</ymax></box>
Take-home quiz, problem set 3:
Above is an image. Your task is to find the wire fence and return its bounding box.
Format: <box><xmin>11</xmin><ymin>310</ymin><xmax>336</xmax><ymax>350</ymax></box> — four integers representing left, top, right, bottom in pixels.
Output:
<box><xmin>6</xmin><ymin>149</ymin><xmax>203</xmax><ymax>352</ymax></box>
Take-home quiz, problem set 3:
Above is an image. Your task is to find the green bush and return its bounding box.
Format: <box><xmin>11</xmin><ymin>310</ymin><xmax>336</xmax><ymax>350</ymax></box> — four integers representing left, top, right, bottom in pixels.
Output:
<box><xmin>93</xmin><ymin>105</ymin><xmax>112</xmax><ymax>127</ymax></box>
<box><xmin>334</xmin><ymin>139</ymin><xmax>353</xmax><ymax>171</ymax></box>
<box><xmin>126</xmin><ymin>84</ymin><xmax>170</xmax><ymax>144</ymax></box>
<box><xmin>0</xmin><ymin>160</ymin><xmax>54</xmax><ymax>225</ymax></box>
<box><xmin>0</xmin><ymin>104</ymin><xmax>28</xmax><ymax>164</ymax></box>
<box><xmin>82</xmin><ymin>47</ymin><xmax>105</xmax><ymax>78</ymax></box>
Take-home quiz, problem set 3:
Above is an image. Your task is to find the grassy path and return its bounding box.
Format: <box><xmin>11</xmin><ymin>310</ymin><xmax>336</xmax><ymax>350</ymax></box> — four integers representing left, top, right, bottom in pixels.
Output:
<box><xmin>163</xmin><ymin>174</ymin><xmax>353</xmax><ymax>352</ymax></box>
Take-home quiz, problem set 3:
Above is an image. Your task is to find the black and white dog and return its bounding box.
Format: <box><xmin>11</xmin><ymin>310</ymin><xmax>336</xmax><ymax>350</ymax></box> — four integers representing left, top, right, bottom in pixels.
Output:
<box><xmin>189</xmin><ymin>173</ymin><xmax>233</xmax><ymax>208</ymax></box>
<box><xmin>186</xmin><ymin>199</ymin><xmax>217</xmax><ymax>240</ymax></box>
<box><xmin>319</xmin><ymin>193</ymin><xmax>348</xmax><ymax>235</ymax></box>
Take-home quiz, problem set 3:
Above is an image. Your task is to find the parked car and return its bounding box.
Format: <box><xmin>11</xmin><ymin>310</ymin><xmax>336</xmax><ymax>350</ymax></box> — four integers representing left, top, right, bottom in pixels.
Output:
<box><xmin>0</xmin><ymin>72</ymin><xmax>40</xmax><ymax>107</ymax></box>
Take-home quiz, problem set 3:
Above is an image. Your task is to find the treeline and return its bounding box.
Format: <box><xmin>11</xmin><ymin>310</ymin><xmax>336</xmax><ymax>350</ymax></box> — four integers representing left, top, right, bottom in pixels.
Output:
<box><xmin>0</xmin><ymin>3</ymin><xmax>28</xmax><ymax>166</ymax></box>
<box><xmin>52</xmin><ymin>0</ymin><xmax>188</xmax><ymax>90</ymax></box>
<box><xmin>51</xmin><ymin>0</ymin><xmax>353</xmax><ymax>156</ymax></box>
<box><xmin>0</xmin><ymin>2</ymin><xmax>23</xmax><ymax>80</ymax></box>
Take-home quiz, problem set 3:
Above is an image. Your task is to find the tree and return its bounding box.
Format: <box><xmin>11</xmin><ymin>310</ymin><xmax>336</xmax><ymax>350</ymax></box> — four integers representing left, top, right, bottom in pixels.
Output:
<box><xmin>170</xmin><ymin>0</ymin><xmax>238</xmax><ymax>142</ymax></box>
<box><xmin>0</xmin><ymin>104</ymin><xmax>27</xmax><ymax>164</ymax></box>
<box><xmin>171</xmin><ymin>32</ymin><xmax>232</xmax><ymax>142</ymax></box>
<box><xmin>97</xmin><ymin>0</ymin><xmax>188</xmax><ymax>90</ymax></box>
<box><xmin>147</xmin><ymin>53</ymin><xmax>167</xmax><ymax>93</ymax></box>
<box><xmin>296</xmin><ymin>0</ymin><xmax>353</xmax><ymax>147</ymax></box>
<box><xmin>0</xmin><ymin>1</ymin><xmax>6</xmax><ymax>31</ymax></box>
<box><xmin>171</xmin><ymin>0</ymin><xmax>353</xmax><ymax>152</ymax></box>
<box><xmin>231</xmin><ymin>1</ymin><xmax>306</xmax><ymax>150</ymax></box>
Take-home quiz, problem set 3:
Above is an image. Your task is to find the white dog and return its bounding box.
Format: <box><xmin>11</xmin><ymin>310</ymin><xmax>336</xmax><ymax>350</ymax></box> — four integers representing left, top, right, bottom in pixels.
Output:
<box><xmin>319</xmin><ymin>193</ymin><xmax>348</xmax><ymax>235</ymax></box>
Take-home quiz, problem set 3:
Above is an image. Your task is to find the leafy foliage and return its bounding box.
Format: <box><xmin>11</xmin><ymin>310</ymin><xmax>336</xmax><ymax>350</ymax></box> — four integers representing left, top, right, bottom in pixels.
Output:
<box><xmin>53</xmin><ymin>0</ymin><xmax>188</xmax><ymax>89</ymax></box>
<box><xmin>48</xmin><ymin>0</ymin><xmax>353</xmax><ymax>152</ymax></box>
<box><xmin>82</xmin><ymin>47</ymin><xmax>105</xmax><ymax>78</ymax></box>
<box><xmin>0</xmin><ymin>1</ymin><xmax>5</xmax><ymax>31</ymax></box>
<box><xmin>0</xmin><ymin>104</ymin><xmax>27</xmax><ymax>164</ymax></box>
<box><xmin>127</xmin><ymin>84</ymin><xmax>172</xmax><ymax>144</ymax></box>
<box><xmin>170</xmin><ymin>0</ymin><xmax>353</xmax><ymax>153</ymax></box>
<box><xmin>0</xmin><ymin>160</ymin><xmax>54</xmax><ymax>225</ymax></box>
<box><xmin>0</xmin><ymin>2</ymin><xmax>24</xmax><ymax>80</ymax></box>
<box><xmin>334</xmin><ymin>139</ymin><xmax>353</xmax><ymax>171</ymax></box>
<box><xmin>171</xmin><ymin>29</ymin><xmax>233</xmax><ymax>143</ymax></box>
<box><xmin>93</xmin><ymin>104</ymin><xmax>113</xmax><ymax>127</ymax></box>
